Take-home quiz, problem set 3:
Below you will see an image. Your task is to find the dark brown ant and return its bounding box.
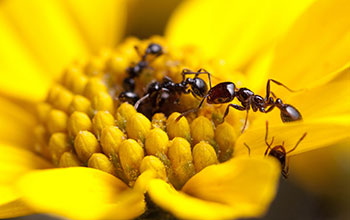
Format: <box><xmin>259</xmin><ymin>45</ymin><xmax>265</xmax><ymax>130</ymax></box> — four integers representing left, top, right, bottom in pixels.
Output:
<box><xmin>264</xmin><ymin>121</ymin><xmax>306</xmax><ymax>178</ymax></box>
<box><xmin>134</xmin><ymin>68</ymin><xmax>211</xmax><ymax>115</ymax></box>
<box><xmin>244</xmin><ymin>121</ymin><xmax>307</xmax><ymax>178</ymax></box>
<box><xmin>177</xmin><ymin>72</ymin><xmax>302</xmax><ymax>132</ymax></box>
<box><xmin>118</xmin><ymin>43</ymin><xmax>163</xmax><ymax>104</ymax></box>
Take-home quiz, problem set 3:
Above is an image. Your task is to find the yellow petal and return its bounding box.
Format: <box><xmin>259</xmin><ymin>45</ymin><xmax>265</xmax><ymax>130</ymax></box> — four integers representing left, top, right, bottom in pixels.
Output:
<box><xmin>0</xmin><ymin>199</ymin><xmax>35</xmax><ymax>218</ymax></box>
<box><xmin>148</xmin><ymin>157</ymin><xmax>280</xmax><ymax>220</ymax></box>
<box><xmin>0</xmin><ymin>145</ymin><xmax>52</xmax><ymax>186</ymax></box>
<box><xmin>0</xmin><ymin>144</ymin><xmax>52</xmax><ymax>209</ymax></box>
<box><xmin>62</xmin><ymin>0</ymin><xmax>126</xmax><ymax>52</ymax></box>
<box><xmin>166</xmin><ymin>0</ymin><xmax>314</xmax><ymax>69</ymax></box>
<box><xmin>1</xmin><ymin>0</ymin><xmax>90</xmax><ymax>78</ymax></box>
<box><xmin>268</xmin><ymin>0</ymin><xmax>350</xmax><ymax>91</ymax></box>
<box><xmin>0</xmin><ymin>12</ymin><xmax>49</xmax><ymax>100</ymax></box>
<box><xmin>17</xmin><ymin>167</ymin><xmax>145</xmax><ymax>220</ymax></box>
<box><xmin>183</xmin><ymin>157</ymin><xmax>280</xmax><ymax>218</ymax></box>
<box><xmin>148</xmin><ymin>179</ymin><xmax>238</xmax><ymax>220</ymax></box>
<box><xmin>235</xmin><ymin>116</ymin><xmax>350</xmax><ymax>157</ymax></box>
<box><xmin>0</xmin><ymin>97</ymin><xmax>37</xmax><ymax>148</ymax></box>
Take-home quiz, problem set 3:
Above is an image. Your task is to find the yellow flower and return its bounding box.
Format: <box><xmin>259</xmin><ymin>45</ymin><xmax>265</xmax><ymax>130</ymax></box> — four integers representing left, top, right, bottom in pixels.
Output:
<box><xmin>0</xmin><ymin>0</ymin><xmax>349</xmax><ymax>220</ymax></box>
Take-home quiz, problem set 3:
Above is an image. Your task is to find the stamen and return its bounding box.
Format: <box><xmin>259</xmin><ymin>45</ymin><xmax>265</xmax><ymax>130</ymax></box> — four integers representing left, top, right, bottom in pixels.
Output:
<box><xmin>35</xmin><ymin>37</ymin><xmax>243</xmax><ymax>188</ymax></box>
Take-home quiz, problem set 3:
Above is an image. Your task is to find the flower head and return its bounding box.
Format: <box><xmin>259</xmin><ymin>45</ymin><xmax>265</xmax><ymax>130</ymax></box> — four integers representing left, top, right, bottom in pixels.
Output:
<box><xmin>0</xmin><ymin>0</ymin><xmax>349</xmax><ymax>219</ymax></box>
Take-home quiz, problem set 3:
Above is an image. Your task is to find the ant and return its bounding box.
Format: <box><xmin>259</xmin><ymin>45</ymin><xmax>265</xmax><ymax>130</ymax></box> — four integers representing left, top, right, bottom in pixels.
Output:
<box><xmin>256</xmin><ymin>121</ymin><xmax>307</xmax><ymax>178</ymax></box>
<box><xmin>134</xmin><ymin>68</ymin><xmax>211</xmax><ymax>115</ymax></box>
<box><xmin>118</xmin><ymin>43</ymin><xmax>163</xmax><ymax>104</ymax></box>
<box><xmin>177</xmin><ymin>71</ymin><xmax>302</xmax><ymax>132</ymax></box>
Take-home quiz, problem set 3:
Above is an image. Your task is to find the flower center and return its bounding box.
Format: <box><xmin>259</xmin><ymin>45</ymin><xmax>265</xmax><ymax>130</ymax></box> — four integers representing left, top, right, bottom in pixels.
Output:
<box><xmin>34</xmin><ymin>37</ymin><xmax>242</xmax><ymax>189</ymax></box>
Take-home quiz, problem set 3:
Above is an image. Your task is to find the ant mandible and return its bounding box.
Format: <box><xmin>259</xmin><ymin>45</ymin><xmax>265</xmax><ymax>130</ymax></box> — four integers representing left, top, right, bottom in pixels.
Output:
<box><xmin>177</xmin><ymin>71</ymin><xmax>302</xmax><ymax>132</ymax></box>
<box><xmin>118</xmin><ymin>43</ymin><xmax>163</xmax><ymax>104</ymax></box>
<box><xmin>134</xmin><ymin>68</ymin><xmax>211</xmax><ymax>114</ymax></box>
<box><xmin>263</xmin><ymin>121</ymin><xmax>307</xmax><ymax>178</ymax></box>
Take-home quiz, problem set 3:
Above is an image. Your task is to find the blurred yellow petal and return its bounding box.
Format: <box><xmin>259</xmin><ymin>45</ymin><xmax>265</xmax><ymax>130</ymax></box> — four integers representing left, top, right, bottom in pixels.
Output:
<box><xmin>0</xmin><ymin>199</ymin><xmax>35</xmax><ymax>218</ymax></box>
<box><xmin>166</xmin><ymin>0</ymin><xmax>314</xmax><ymax>69</ymax></box>
<box><xmin>0</xmin><ymin>144</ymin><xmax>52</xmax><ymax>209</ymax></box>
<box><xmin>268</xmin><ymin>0</ymin><xmax>350</xmax><ymax>91</ymax></box>
<box><xmin>235</xmin><ymin>116</ymin><xmax>350</xmax><ymax>157</ymax></box>
<box><xmin>0</xmin><ymin>145</ymin><xmax>52</xmax><ymax>186</ymax></box>
<box><xmin>148</xmin><ymin>157</ymin><xmax>280</xmax><ymax>219</ymax></box>
<box><xmin>148</xmin><ymin>179</ymin><xmax>238</xmax><ymax>220</ymax></box>
<box><xmin>1</xmin><ymin>0</ymin><xmax>90</xmax><ymax>78</ymax></box>
<box><xmin>183</xmin><ymin>157</ymin><xmax>280</xmax><ymax>217</ymax></box>
<box><xmin>286</xmin><ymin>80</ymin><xmax>350</xmax><ymax>119</ymax></box>
<box><xmin>17</xmin><ymin>167</ymin><xmax>145</xmax><ymax>220</ymax></box>
<box><xmin>248</xmin><ymin>73</ymin><xmax>350</xmax><ymax>126</ymax></box>
<box><xmin>0</xmin><ymin>12</ymin><xmax>49</xmax><ymax>100</ymax></box>
<box><xmin>62</xmin><ymin>0</ymin><xmax>126</xmax><ymax>52</ymax></box>
<box><xmin>0</xmin><ymin>97</ymin><xmax>36</xmax><ymax>148</ymax></box>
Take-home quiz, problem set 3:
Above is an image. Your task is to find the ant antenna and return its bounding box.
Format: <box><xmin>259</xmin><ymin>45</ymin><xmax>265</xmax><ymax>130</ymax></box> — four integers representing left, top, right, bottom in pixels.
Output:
<box><xmin>286</xmin><ymin>132</ymin><xmax>307</xmax><ymax>154</ymax></box>
<box><xmin>243</xmin><ymin>143</ymin><xmax>251</xmax><ymax>156</ymax></box>
<box><xmin>241</xmin><ymin>110</ymin><xmax>249</xmax><ymax>133</ymax></box>
<box><xmin>265</xmin><ymin>79</ymin><xmax>300</xmax><ymax>101</ymax></box>
<box><xmin>134</xmin><ymin>93</ymin><xmax>150</xmax><ymax>110</ymax></box>
<box><xmin>264</xmin><ymin>121</ymin><xmax>274</xmax><ymax>156</ymax></box>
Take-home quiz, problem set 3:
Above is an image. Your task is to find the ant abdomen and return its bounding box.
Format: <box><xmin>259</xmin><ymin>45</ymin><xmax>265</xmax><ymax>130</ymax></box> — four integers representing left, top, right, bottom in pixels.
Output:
<box><xmin>206</xmin><ymin>82</ymin><xmax>235</xmax><ymax>104</ymax></box>
<box><xmin>279</xmin><ymin>104</ymin><xmax>302</xmax><ymax>122</ymax></box>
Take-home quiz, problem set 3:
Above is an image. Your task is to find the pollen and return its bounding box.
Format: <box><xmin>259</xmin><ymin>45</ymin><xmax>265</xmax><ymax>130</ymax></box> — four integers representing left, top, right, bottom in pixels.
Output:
<box><xmin>35</xmin><ymin>37</ymin><xmax>242</xmax><ymax>188</ymax></box>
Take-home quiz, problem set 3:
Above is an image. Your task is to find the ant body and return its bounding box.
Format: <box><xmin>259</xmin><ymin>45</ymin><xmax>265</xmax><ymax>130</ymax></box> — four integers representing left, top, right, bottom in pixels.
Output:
<box><xmin>177</xmin><ymin>71</ymin><xmax>302</xmax><ymax>132</ymax></box>
<box><xmin>118</xmin><ymin>43</ymin><xmax>163</xmax><ymax>104</ymax></box>
<box><xmin>134</xmin><ymin>68</ymin><xmax>211</xmax><ymax>115</ymax></box>
<box><xmin>265</xmin><ymin>121</ymin><xmax>306</xmax><ymax>178</ymax></box>
<box><xmin>244</xmin><ymin>121</ymin><xmax>307</xmax><ymax>178</ymax></box>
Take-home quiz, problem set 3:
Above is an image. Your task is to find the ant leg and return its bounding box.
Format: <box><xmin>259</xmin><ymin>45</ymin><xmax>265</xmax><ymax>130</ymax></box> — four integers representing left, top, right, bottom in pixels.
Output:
<box><xmin>263</xmin><ymin>104</ymin><xmax>275</xmax><ymax>113</ymax></box>
<box><xmin>265</xmin><ymin>79</ymin><xmax>298</xmax><ymax>101</ymax></box>
<box><xmin>195</xmin><ymin>68</ymin><xmax>212</xmax><ymax>89</ymax></box>
<box><xmin>223</xmin><ymin>104</ymin><xmax>246</xmax><ymax>119</ymax></box>
<box><xmin>181</xmin><ymin>68</ymin><xmax>193</xmax><ymax>81</ymax></box>
<box><xmin>222</xmin><ymin>104</ymin><xmax>248</xmax><ymax>133</ymax></box>
<box><xmin>286</xmin><ymin>132</ymin><xmax>307</xmax><ymax>154</ymax></box>
<box><xmin>243</xmin><ymin>143</ymin><xmax>251</xmax><ymax>156</ymax></box>
<box><xmin>176</xmin><ymin>94</ymin><xmax>208</xmax><ymax>121</ymax></box>
<box><xmin>134</xmin><ymin>46</ymin><xmax>144</xmax><ymax>59</ymax></box>
<box><xmin>182</xmin><ymin>69</ymin><xmax>212</xmax><ymax>89</ymax></box>
<box><xmin>134</xmin><ymin>93</ymin><xmax>150</xmax><ymax>110</ymax></box>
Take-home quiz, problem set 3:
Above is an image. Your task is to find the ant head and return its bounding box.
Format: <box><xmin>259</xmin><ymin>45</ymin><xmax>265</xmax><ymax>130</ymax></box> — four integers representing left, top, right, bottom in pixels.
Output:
<box><xmin>207</xmin><ymin>82</ymin><xmax>235</xmax><ymax>104</ymax></box>
<box><xmin>268</xmin><ymin>146</ymin><xmax>287</xmax><ymax>167</ymax></box>
<box><xmin>188</xmin><ymin>78</ymin><xmax>208</xmax><ymax>98</ymax></box>
<box><xmin>237</xmin><ymin>88</ymin><xmax>254</xmax><ymax>101</ymax></box>
<box><xmin>122</xmin><ymin>77</ymin><xmax>135</xmax><ymax>91</ymax></box>
<box><xmin>146</xmin><ymin>81</ymin><xmax>162</xmax><ymax>94</ymax></box>
<box><xmin>118</xmin><ymin>91</ymin><xmax>139</xmax><ymax>105</ymax></box>
<box><xmin>145</xmin><ymin>43</ymin><xmax>163</xmax><ymax>57</ymax></box>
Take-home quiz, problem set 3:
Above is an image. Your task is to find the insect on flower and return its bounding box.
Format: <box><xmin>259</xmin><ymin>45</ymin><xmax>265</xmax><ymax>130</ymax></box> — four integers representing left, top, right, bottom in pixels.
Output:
<box><xmin>118</xmin><ymin>43</ymin><xmax>164</xmax><ymax>104</ymax></box>
<box><xmin>245</xmin><ymin>121</ymin><xmax>307</xmax><ymax>178</ymax></box>
<box><xmin>177</xmin><ymin>70</ymin><xmax>303</xmax><ymax>132</ymax></box>
<box><xmin>134</xmin><ymin>68</ymin><xmax>211</xmax><ymax>116</ymax></box>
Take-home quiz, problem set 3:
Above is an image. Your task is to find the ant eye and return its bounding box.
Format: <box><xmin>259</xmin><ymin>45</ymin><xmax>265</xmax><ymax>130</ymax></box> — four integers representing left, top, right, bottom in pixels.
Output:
<box><xmin>217</xmin><ymin>98</ymin><xmax>224</xmax><ymax>103</ymax></box>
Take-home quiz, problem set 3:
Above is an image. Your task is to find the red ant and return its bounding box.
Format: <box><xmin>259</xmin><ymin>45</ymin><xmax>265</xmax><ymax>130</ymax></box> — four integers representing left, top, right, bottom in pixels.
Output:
<box><xmin>118</xmin><ymin>43</ymin><xmax>163</xmax><ymax>104</ymax></box>
<box><xmin>245</xmin><ymin>121</ymin><xmax>307</xmax><ymax>178</ymax></box>
<box><xmin>177</xmin><ymin>71</ymin><xmax>302</xmax><ymax>132</ymax></box>
<box><xmin>134</xmin><ymin>68</ymin><xmax>211</xmax><ymax>115</ymax></box>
